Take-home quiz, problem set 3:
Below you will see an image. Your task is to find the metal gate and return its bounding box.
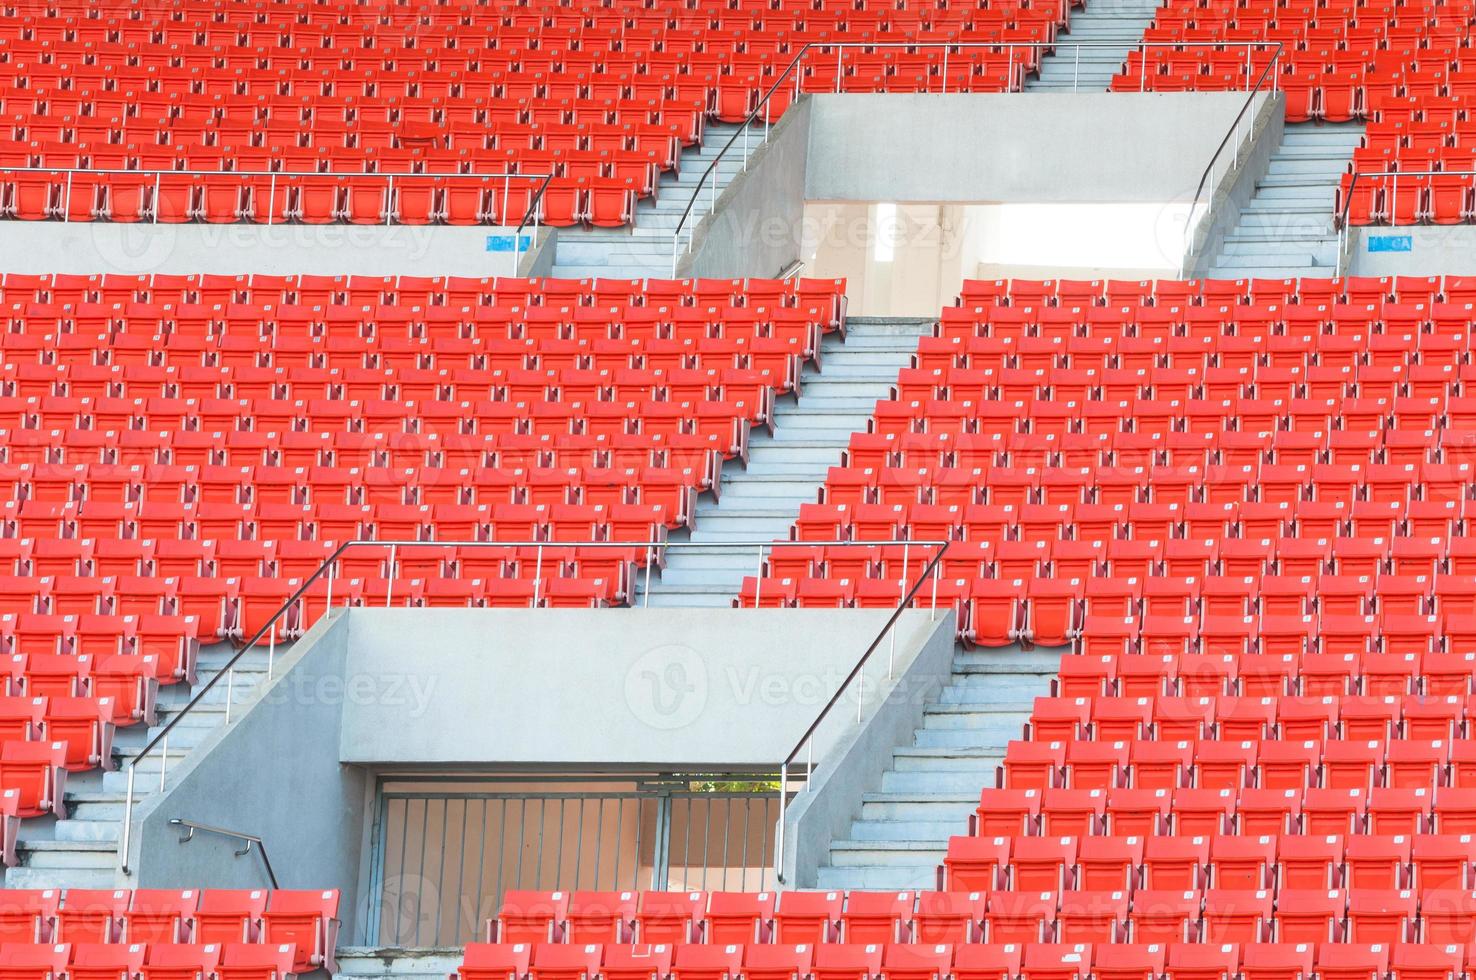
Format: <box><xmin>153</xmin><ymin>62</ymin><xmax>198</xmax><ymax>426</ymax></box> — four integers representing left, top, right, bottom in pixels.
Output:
<box><xmin>367</xmin><ymin>776</ymin><xmax>782</xmax><ymax>946</ymax></box>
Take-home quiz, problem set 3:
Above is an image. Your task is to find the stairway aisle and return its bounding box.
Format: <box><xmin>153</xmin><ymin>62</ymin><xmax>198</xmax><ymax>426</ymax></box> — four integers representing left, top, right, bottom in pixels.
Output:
<box><xmin>639</xmin><ymin>317</ymin><xmax>935</xmax><ymax>609</ymax></box>
<box><xmin>1026</xmin><ymin>0</ymin><xmax>1165</xmax><ymax>92</ymax></box>
<box><xmin>551</xmin><ymin>122</ymin><xmax>760</xmax><ymax>279</ymax></box>
<box><xmin>4</xmin><ymin>644</ymin><xmax>275</xmax><ymax>888</ymax></box>
<box><xmin>1207</xmin><ymin>122</ymin><xmax>1365</xmax><ymax>278</ymax></box>
<box><xmin>815</xmin><ymin>646</ymin><xmax>1061</xmax><ymax>889</ymax></box>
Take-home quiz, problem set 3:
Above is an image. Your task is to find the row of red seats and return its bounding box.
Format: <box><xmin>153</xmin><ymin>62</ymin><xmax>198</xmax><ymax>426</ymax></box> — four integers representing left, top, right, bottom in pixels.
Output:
<box><xmin>0</xmin><ymin>275</ymin><xmax>848</xmax><ymax>313</ymax></box>
<box><xmin>0</xmin><ymin>889</ymin><xmax>336</xmax><ymax>971</ymax></box>
<box><xmin>0</xmin><ymin>303</ymin><xmax>829</xmax><ymax>343</ymax></box>
<box><xmin>999</xmin><ymin>729</ymin><xmax>1476</xmax><ymax>789</ymax></box>
<box><xmin>1025</xmin><ymin>690</ymin><xmax>1476</xmax><ymax>739</ymax></box>
<box><xmin>936</xmin><ymin>301</ymin><xmax>1476</xmax><ymax>339</ymax></box>
<box><xmin>0</xmin><ymin>943</ymin><xmax>306</xmax><ymax>980</ymax></box>
<box><xmin>460</xmin><ymin>939</ymin><xmax>1476</xmax><ymax>980</ymax></box>
<box><xmin>907</xmin><ymin>336</ymin><xmax>1476</xmax><ymax>375</ymax></box>
<box><xmin>953</xmin><ymin>277</ymin><xmax>1462</xmax><ymax>308</ymax></box>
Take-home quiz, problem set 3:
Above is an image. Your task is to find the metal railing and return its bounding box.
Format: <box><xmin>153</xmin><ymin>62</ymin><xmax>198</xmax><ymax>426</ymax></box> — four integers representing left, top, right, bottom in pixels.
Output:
<box><xmin>773</xmin><ymin>538</ymin><xmax>950</xmax><ymax>885</ymax></box>
<box><xmin>117</xmin><ymin>536</ymin><xmax>954</xmax><ymax>877</ymax></box>
<box><xmin>170</xmin><ymin>817</ymin><xmax>279</xmax><ymax>887</ymax></box>
<box><xmin>668</xmin><ymin>40</ymin><xmax>1284</xmax><ymax>275</ymax></box>
<box><xmin>0</xmin><ymin>164</ymin><xmax>554</xmax><ymax>274</ymax></box>
<box><xmin>369</xmin><ymin>776</ymin><xmax>780</xmax><ymax>945</ymax></box>
<box><xmin>1332</xmin><ymin>167</ymin><xmax>1466</xmax><ymax>276</ymax></box>
<box><xmin>1175</xmin><ymin>43</ymin><xmax>1287</xmax><ymax>278</ymax></box>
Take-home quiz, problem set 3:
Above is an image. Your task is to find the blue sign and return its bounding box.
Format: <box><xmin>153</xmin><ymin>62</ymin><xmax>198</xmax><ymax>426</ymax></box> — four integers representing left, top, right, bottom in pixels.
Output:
<box><xmin>1367</xmin><ymin>235</ymin><xmax>1413</xmax><ymax>253</ymax></box>
<box><xmin>486</xmin><ymin>234</ymin><xmax>532</xmax><ymax>253</ymax></box>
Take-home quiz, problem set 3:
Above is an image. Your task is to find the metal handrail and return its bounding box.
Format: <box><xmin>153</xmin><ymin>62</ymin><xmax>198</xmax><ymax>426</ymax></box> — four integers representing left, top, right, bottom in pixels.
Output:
<box><xmin>169</xmin><ymin>817</ymin><xmax>279</xmax><ymax>888</ymax></box>
<box><xmin>116</xmin><ymin>535</ymin><xmax>952</xmax><ymax>876</ymax></box>
<box><xmin>1175</xmin><ymin>44</ymin><xmax>1286</xmax><ymax>279</ymax></box>
<box><xmin>1333</xmin><ymin>166</ymin><xmax>1462</xmax><ymax>276</ymax></box>
<box><xmin>773</xmin><ymin>539</ymin><xmax>950</xmax><ymax>886</ymax></box>
<box><xmin>0</xmin><ymin>163</ymin><xmax>555</xmax><ymax>262</ymax></box>
<box><xmin>668</xmin><ymin>39</ymin><xmax>1285</xmax><ymax>275</ymax></box>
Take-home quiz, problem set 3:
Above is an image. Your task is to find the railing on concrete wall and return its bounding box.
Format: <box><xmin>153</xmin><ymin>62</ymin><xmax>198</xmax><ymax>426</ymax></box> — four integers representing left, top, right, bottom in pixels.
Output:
<box><xmin>669</xmin><ymin>40</ymin><xmax>1285</xmax><ymax>276</ymax></box>
<box><xmin>117</xmin><ymin>537</ymin><xmax>954</xmax><ymax>880</ymax></box>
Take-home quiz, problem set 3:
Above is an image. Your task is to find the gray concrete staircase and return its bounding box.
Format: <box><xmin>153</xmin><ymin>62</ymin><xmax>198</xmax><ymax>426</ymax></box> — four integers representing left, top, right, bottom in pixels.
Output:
<box><xmin>551</xmin><ymin>122</ymin><xmax>760</xmax><ymax>279</ymax></box>
<box><xmin>814</xmin><ymin>646</ymin><xmax>1060</xmax><ymax>890</ymax></box>
<box><xmin>1026</xmin><ymin>0</ymin><xmax>1164</xmax><ymax>92</ymax></box>
<box><xmin>3</xmin><ymin>644</ymin><xmax>274</xmax><ymax>888</ymax></box>
<box><xmin>638</xmin><ymin>317</ymin><xmax>936</xmax><ymax>608</ymax></box>
<box><xmin>1207</xmin><ymin>121</ymin><xmax>1365</xmax><ymax>278</ymax></box>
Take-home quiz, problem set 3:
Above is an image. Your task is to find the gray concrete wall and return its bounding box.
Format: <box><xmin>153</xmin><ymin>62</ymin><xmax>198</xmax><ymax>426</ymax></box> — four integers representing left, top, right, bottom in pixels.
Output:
<box><xmin>804</xmin><ymin>92</ymin><xmax>1271</xmax><ymax>204</ymax></box>
<box><xmin>128</xmin><ymin>611</ymin><xmax>369</xmax><ymax>940</ymax></box>
<box><xmin>338</xmin><ymin>607</ymin><xmax>945</xmax><ymax>769</ymax></box>
<box><xmin>1348</xmin><ymin>226</ymin><xmax>1476</xmax><ymax>275</ymax></box>
<box><xmin>678</xmin><ymin>97</ymin><xmax>812</xmax><ymax>279</ymax></box>
<box><xmin>780</xmin><ymin>610</ymin><xmax>957</xmax><ymax>888</ymax></box>
<box><xmin>0</xmin><ymin>222</ymin><xmax>552</xmax><ymax>277</ymax></box>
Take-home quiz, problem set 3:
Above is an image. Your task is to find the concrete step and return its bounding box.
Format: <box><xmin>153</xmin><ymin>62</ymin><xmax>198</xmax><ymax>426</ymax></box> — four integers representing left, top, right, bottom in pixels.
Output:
<box><xmin>815</xmin><ymin>865</ymin><xmax>937</xmax><ymax>889</ymax></box>
<box><xmin>828</xmin><ymin>839</ymin><xmax>948</xmax><ymax>868</ymax></box>
<box><xmin>891</xmin><ymin>747</ymin><xmax>1003</xmax><ymax>772</ymax></box>
<box><xmin>858</xmin><ymin>792</ymin><xmax>980</xmax><ymax>822</ymax></box>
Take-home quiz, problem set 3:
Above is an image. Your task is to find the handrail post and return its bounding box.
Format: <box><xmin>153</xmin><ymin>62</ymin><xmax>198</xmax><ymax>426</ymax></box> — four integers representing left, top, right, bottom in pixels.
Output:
<box><xmin>930</xmin><ymin>549</ymin><xmax>940</xmax><ymax>620</ymax></box>
<box><xmin>267</xmin><ymin>623</ymin><xmax>276</xmax><ymax>680</ymax></box>
<box><xmin>63</xmin><ymin>171</ymin><xmax>72</xmax><ymax>222</ymax></box>
<box><xmin>643</xmin><ymin>545</ymin><xmax>653</xmax><ymax>608</ymax></box>
<box><xmin>754</xmin><ymin>545</ymin><xmax>765</xmax><ymax>607</ymax></box>
<box><xmin>384</xmin><ymin>544</ymin><xmax>397</xmax><ymax>608</ymax></box>
<box><xmin>385</xmin><ymin>174</ymin><xmax>394</xmax><ymax>226</ymax></box>
<box><xmin>159</xmin><ymin>733</ymin><xmax>167</xmax><ymax>791</ymax></box>
<box><xmin>532</xmin><ymin>544</ymin><xmax>544</xmax><ymax>607</ymax></box>
<box><xmin>151</xmin><ymin>173</ymin><xmax>160</xmax><ymax>224</ymax></box>
<box><xmin>119</xmin><ymin>764</ymin><xmax>136</xmax><ymax>874</ymax></box>
<box><xmin>267</xmin><ymin>173</ymin><xmax>276</xmax><ymax>226</ymax></box>
<box><xmin>775</xmin><ymin>761</ymin><xmax>788</xmax><ymax>887</ymax></box>
<box><xmin>225</xmin><ymin>666</ymin><xmax>235</xmax><ymax>725</ymax></box>
<box><xmin>941</xmin><ymin>46</ymin><xmax>949</xmax><ymax>93</ymax></box>
<box><xmin>1073</xmin><ymin>44</ymin><xmax>1080</xmax><ymax>92</ymax></box>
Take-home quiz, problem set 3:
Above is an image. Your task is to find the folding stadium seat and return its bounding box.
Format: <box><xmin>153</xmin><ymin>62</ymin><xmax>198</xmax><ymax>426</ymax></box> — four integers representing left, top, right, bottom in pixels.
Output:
<box><xmin>56</xmin><ymin>889</ymin><xmax>130</xmax><ymax>942</ymax></box>
<box><xmin>0</xmin><ymin>890</ymin><xmax>60</xmax><ymax>943</ymax></box>
<box><xmin>193</xmin><ymin>889</ymin><xmax>270</xmax><ymax>945</ymax></box>
<box><xmin>217</xmin><ymin>944</ymin><xmax>302</xmax><ymax>980</ymax></box>
<box><xmin>0</xmin><ymin>945</ymin><xmax>71</xmax><ymax>980</ymax></box>
<box><xmin>1007</xmin><ymin>836</ymin><xmax>1077</xmax><ymax>892</ymax></box>
<box><xmin>261</xmin><ymin>890</ymin><xmax>340</xmax><ymax>972</ymax></box>
<box><xmin>459</xmin><ymin>944</ymin><xmax>534</xmax><ymax>980</ymax></box>
<box><xmin>983</xmin><ymin>890</ymin><xmax>1057</xmax><ymax>944</ymax></box>
<box><xmin>950</xmin><ymin>944</ymin><xmax>1023</xmax><ymax>980</ymax></box>
<box><xmin>1345</xmin><ymin>890</ymin><xmax>1416</xmax><ymax>944</ymax></box>
<box><xmin>1123</xmin><ymin>890</ymin><xmax>1199</xmax><ymax>944</ymax></box>
<box><xmin>837</xmin><ymin>893</ymin><xmax>913</xmax><ymax>945</ymax></box>
<box><xmin>811</xmin><ymin>944</ymin><xmax>885</xmax><ymax>980</ymax></box>
<box><xmin>943</xmin><ymin>837</ymin><xmax>1011</xmax><ymax>892</ymax></box>
<box><xmin>774</xmin><ymin>891</ymin><xmax>842</xmax><ymax>944</ymax></box>
<box><xmin>914</xmin><ymin>892</ymin><xmax>986</xmax><ymax>943</ymax></box>
<box><xmin>703</xmin><ymin>892</ymin><xmax>774</xmax><ymax>945</ymax></box>
<box><xmin>1075</xmin><ymin>835</ymin><xmax>1143</xmax><ymax>893</ymax></box>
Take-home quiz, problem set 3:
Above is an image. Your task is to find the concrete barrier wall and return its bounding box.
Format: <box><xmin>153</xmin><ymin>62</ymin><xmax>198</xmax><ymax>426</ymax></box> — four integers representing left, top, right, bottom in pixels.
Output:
<box><xmin>804</xmin><ymin>92</ymin><xmax>1272</xmax><ymax>204</ymax></box>
<box><xmin>780</xmin><ymin>609</ymin><xmax>958</xmax><ymax>888</ymax></box>
<box><xmin>129</xmin><ymin>612</ymin><xmax>370</xmax><ymax>940</ymax></box>
<box><xmin>338</xmin><ymin>607</ymin><xmax>948</xmax><ymax>769</ymax></box>
<box><xmin>1349</xmin><ymin>226</ymin><xmax>1476</xmax><ymax>275</ymax></box>
<box><xmin>679</xmin><ymin>97</ymin><xmax>812</xmax><ymax>279</ymax></box>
